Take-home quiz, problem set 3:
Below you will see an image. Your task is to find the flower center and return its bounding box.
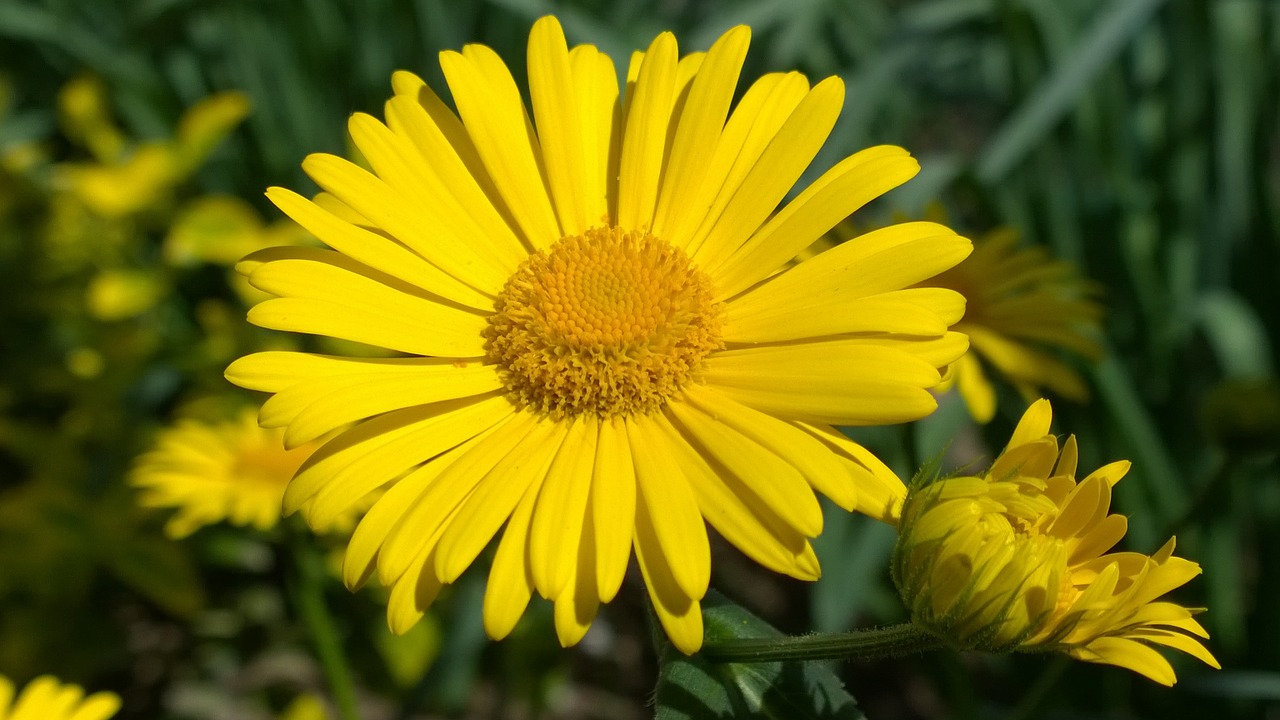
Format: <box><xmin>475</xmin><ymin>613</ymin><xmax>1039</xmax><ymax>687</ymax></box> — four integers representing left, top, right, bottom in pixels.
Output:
<box><xmin>486</xmin><ymin>226</ymin><xmax>722</xmax><ymax>418</ymax></box>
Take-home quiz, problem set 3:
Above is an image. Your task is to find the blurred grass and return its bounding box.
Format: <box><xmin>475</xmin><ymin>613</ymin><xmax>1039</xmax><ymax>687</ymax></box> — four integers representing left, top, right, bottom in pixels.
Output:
<box><xmin>1</xmin><ymin>0</ymin><xmax>1278</xmax><ymax>718</ymax></box>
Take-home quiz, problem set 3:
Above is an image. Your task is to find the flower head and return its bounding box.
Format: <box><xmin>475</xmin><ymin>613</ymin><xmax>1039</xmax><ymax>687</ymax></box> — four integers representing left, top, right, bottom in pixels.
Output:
<box><xmin>130</xmin><ymin>408</ymin><xmax>319</xmax><ymax>538</ymax></box>
<box><xmin>0</xmin><ymin>675</ymin><xmax>119</xmax><ymax>720</ymax></box>
<box><xmin>922</xmin><ymin>228</ymin><xmax>1102</xmax><ymax>423</ymax></box>
<box><xmin>893</xmin><ymin>399</ymin><xmax>1219</xmax><ymax>684</ymax></box>
<box><xmin>228</xmin><ymin>16</ymin><xmax>972</xmax><ymax>653</ymax></box>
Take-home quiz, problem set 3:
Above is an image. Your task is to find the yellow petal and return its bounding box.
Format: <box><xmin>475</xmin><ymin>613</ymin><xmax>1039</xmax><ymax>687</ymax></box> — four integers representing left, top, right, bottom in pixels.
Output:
<box><xmin>724</xmin><ymin>225</ymin><xmax>972</xmax><ymax>317</ymax></box>
<box><xmin>343</xmin><ymin>459</ymin><xmax>448</xmax><ymax>589</ymax></box>
<box><xmin>723</xmin><ymin>288</ymin><xmax>964</xmax><ymax>343</ymax></box>
<box><xmin>657</xmin><ymin>403</ymin><xmax>821</xmax><ymax>580</ymax></box>
<box><xmin>650</xmin><ymin>26</ymin><xmax>750</xmax><ymax>241</ymax></box>
<box><xmin>665</xmin><ymin>398</ymin><xmax>822</xmax><ymax>536</ymax></box>
<box><xmin>953</xmin><ymin>352</ymin><xmax>998</xmax><ymax>424</ymax></box>
<box><xmin>375</xmin><ymin>410</ymin><xmax>536</xmax><ymax>585</ymax></box>
<box><xmin>246</xmin><ymin>251</ymin><xmax>488</xmax><ymax>358</ymax></box>
<box><xmin>283</xmin><ymin>395</ymin><xmax>511</xmax><ymax>522</ymax></box>
<box><xmin>592</xmin><ymin>416</ymin><xmax>637</xmax><ymax>602</ymax></box>
<box><xmin>797</xmin><ymin>423</ymin><xmax>907</xmax><ymax>521</ymax></box>
<box><xmin>434</xmin><ymin>417</ymin><xmax>565</xmax><ymax>583</ymax></box>
<box><xmin>552</xmin><ymin>514</ymin><xmax>603</xmax><ymax>646</ymax></box>
<box><xmin>634</xmin><ymin>495</ymin><xmax>704</xmax><ymax>654</ymax></box>
<box><xmin>482</xmin><ymin>475</ymin><xmax>539</xmax><ymax>640</ymax></box>
<box><xmin>1005</xmin><ymin>398</ymin><xmax>1054</xmax><ymax>450</ymax></box>
<box><xmin>567</xmin><ymin>44</ymin><xmax>619</xmax><ymax>227</ymax></box>
<box><xmin>1071</xmin><ymin>636</ymin><xmax>1177</xmax><ymax>686</ymax></box>
<box><xmin>345</xmin><ymin>113</ymin><xmax>522</xmax><ymax>287</ymax></box>
<box><xmin>258</xmin><ymin>362</ymin><xmax>502</xmax><ymax>447</ymax></box>
<box><xmin>680</xmin><ymin>384</ymin><xmax>847</xmax><ymax>492</ymax></box>
<box><xmin>386</xmin><ymin>548</ymin><xmax>444</xmax><ymax>635</ymax></box>
<box><xmin>528</xmin><ymin>17</ymin><xmax>593</xmax><ymax>235</ymax></box>
<box><xmin>665</xmin><ymin>71</ymin><xmax>809</xmax><ymax>250</ymax></box>
<box><xmin>703</xmin><ymin>342</ymin><xmax>941</xmax><ymax>425</ymax></box>
<box><xmin>617</xmin><ymin>31</ymin><xmax>679</xmax><ymax>232</ymax></box>
<box><xmin>710</xmin><ymin>146</ymin><xmax>920</xmax><ymax>297</ymax></box>
<box><xmin>266</xmin><ymin>187</ymin><xmax>494</xmax><ymax>310</ymax></box>
<box><xmin>687</xmin><ymin>76</ymin><xmax>844</xmax><ymax>270</ymax></box>
<box><xmin>383</xmin><ymin>94</ymin><xmax>529</xmax><ymax>259</ymax></box>
<box><xmin>440</xmin><ymin>44</ymin><xmax>562</xmax><ymax>248</ymax></box>
<box><xmin>626</xmin><ymin>414</ymin><xmax>710</xmax><ymax>599</ymax></box>
<box><xmin>529</xmin><ymin>415</ymin><xmax>599</xmax><ymax>598</ymax></box>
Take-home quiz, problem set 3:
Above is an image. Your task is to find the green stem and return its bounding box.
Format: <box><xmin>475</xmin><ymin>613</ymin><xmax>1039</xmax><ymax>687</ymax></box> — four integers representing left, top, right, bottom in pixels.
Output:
<box><xmin>288</xmin><ymin>530</ymin><xmax>360</xmax><ymax>720</ymax></box>
<box><xmin>701</xmin><ymin>623</ymin><xmax>942</xmax><ymax>663</ymax></box>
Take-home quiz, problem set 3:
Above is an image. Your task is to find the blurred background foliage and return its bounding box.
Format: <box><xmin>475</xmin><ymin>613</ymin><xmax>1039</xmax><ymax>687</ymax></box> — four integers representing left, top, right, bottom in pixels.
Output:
<box><xmin>0</xmin><ymin>0</ymin><xmax>1276</xmax><ymax>718</ymax></box>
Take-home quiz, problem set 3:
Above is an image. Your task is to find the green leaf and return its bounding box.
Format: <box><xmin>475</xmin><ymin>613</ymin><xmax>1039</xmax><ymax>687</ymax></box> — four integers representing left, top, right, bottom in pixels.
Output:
<box><xmin>654</xmin><ymin>591</ymin><xmax>865</xmax><ymax>720</ymax></box>
<box><xmin>977</xmin><ymin>0</ymin><xmax>1167</xmax><ymax>182</ymax></box>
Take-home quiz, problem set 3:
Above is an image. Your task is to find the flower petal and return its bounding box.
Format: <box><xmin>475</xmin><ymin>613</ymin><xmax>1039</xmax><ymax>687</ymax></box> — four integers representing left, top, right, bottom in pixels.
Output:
<box><xmin>709</xmin><ymin>146</ymin><xmax>921</xmax><ymax>297</ymax></box>
<box><xmin>440</xmin><ymin>44</ymin><xmax>562</xmax><ymax>248</ymax></box>
<box><xmin>267</xmin><ymin>187</ymin><xmax>495</xmax><ymax>310</ymax></box>
<box><xmin>687</xmin><ymin>76</ymin><xmax>844</xmax><ymax>270</ymax></box>
<box><xmin>529</xmin><ymin>415</ymin><xmax>599</xmax><ymax>598</ymax></box>
<box><xmin>246</xmin><ymin>250</ymin><xmax>489</xmax><ymax>358</ymax></box>
<box><xmin>626</xmin><ymin>414</ymin><xmax>710</xmax><ymax>599</ymax></box>
<box><xmin>704</xmin><ymin>341</ymin><xmax>942</xmax><ymax>425</ymax></box>
<box><xmin>617</xmin><ymin>31</ymin><xmax>678</xmax><ymax>232</ymax></box>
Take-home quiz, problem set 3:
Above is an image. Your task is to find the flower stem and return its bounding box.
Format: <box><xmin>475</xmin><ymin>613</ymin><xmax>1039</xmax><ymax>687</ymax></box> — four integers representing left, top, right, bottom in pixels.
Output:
<box><xmin>287</xmin><ymin>530</ymin><xmax>360</xmax><ymax>720</ymax></box>
<box><xmin>700</xmin><ymin>623</ymin><xmax>942</xmax><ymax>663</ymax></box>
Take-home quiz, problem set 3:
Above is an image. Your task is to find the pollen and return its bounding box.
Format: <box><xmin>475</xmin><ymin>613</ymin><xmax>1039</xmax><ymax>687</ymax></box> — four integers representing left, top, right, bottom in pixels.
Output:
<box><xmin>486</xmin><ymin>226</ymin><xmax>722</xmax><ymax>418</ymax></box>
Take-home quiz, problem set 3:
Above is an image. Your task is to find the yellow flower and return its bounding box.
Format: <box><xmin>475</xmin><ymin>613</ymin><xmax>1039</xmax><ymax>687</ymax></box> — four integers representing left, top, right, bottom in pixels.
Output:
<box><xmin>922</xmin><ymin>228</ymin><xmax>1102</xmax><ymax>423</ymax></box>
<box><xmin>54</xmin><ymin>78</ymin><xmax>249</xmax><ymax>219</ymax></box>
<box><xmin>130</xmin><ymin>408</ymin><xmax>320</xmax><ymax>538</ymax></box>
<box><xmin>0</xmin><ymin>675</ymin><xmax>120</xmax><ymax>720</ymax></box>
<box><xmin>893</xmin><ymin>399</ymin><xmax>1219</xmax><ymax>685</ymax></box>
<box><xmin>227</xmin><ymin>16</ymin><xmax>971</xmax><ymax>653</ymax></box>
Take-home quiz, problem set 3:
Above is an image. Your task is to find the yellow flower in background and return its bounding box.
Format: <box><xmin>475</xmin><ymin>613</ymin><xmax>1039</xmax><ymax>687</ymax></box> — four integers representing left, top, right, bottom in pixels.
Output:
<box><xmin>228</xmin><ymin>16</ymin><xmax>971</xmax><ymax>653</ymax></box>
<box><xmin>130</xmin><ymin>408</ymin><xmax>320</xmax><ymax>538</ymax></box>
<box><xmin>921</xmin><ymin>228</ymin><xmax>1103</xmax><ymax>423</ymax></box>
<box><xmin>893</xmin><ymin>399</ymin><xmax>1218</xmax><ymax>685</ymax></box>
<box><xmin>54</xmin><ymin>76</ymin><xmax>249</xmax><ymax>218</ymax></box>
<box><xmin>0</xmin><ymin>675</ymin><xmax>119</xmax><ymax>720</ymax></box>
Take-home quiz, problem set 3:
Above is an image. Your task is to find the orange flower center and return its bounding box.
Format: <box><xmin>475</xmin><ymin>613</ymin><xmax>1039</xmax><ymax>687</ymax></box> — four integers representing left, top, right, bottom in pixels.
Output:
<box><xmin>486</xmin><ymin>226</ymin><xmax>722</xmax><ymax>417</ymax></box>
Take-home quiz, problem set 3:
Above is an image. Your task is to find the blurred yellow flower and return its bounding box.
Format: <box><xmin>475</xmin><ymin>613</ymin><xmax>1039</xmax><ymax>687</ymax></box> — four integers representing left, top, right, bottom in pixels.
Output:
<box><xmin>228</xmin><ymin>16</ymin><xmax>970</xmax><ymax>653</ymax></box>
<box><xmin>85</xmin><ymin>268</ymin><xmax>167</xmax><ymax>320</ymax></box>
<box><xmin>53</xmin><ymin>76</ymin><xmax>249</xmax><ymax>219</ymax></box>
<box><xmin>0</xmin><ymin>675</ymin><xmax>119</xmax><ymax>720</ymax></box>
<box><xmin>922</xmin><ymin>228</ymin><xmax>1102</xmax><ymax>423</ymax></box>
<box><xmin>893</xmin><ymin>399</ymin><xmax>1219</xmax><ymax>685</ymax></box>
<box><xmin>130</xmin><ymin>408</ymin><xmax>320</xmax><ymax>538</ymax></box>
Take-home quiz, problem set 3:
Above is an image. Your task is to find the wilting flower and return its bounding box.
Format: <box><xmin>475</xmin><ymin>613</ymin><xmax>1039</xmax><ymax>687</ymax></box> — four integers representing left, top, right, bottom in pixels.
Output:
<box><xmin>228</xmin><ymin>16</ymin><xmax>971</xmax><ymax>653</ymax></box>
<box><xmin>921</xmin><ymin>228</ymin><xmax>1102</xmax><ymax>423</ymax></box>
<box><xmin>130</xmin><ymin>408</ymin><xmax>320</xmax><ymax>538</ymax></box>
<box><xmin>0</xmin><ymin>675</ymin><xmax>119</xmax><ymax>720</ymax></box>
<box><xmin>893</xmin><ymin>399</ymin><xmax>1218</xmax><ymax>685</ymax></box>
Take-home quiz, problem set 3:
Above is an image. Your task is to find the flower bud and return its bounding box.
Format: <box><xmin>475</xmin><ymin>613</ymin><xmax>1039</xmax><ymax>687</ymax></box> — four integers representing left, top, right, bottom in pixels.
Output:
<box><xmin>893</xmin><ymin>399</ymin><xmax>1220</xmax><ymax>685</ymax></box>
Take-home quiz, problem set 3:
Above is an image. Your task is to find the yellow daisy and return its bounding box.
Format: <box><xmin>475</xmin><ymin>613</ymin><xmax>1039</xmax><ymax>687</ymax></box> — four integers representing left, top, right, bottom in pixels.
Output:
<box><xmin>921</xmin><ymin>228</ymin><xmax>1102</xmax><ymax>423</ymax></box>
<box><xmin>130</xmin><ymin>408</ymin><xmax>318</xmax><ymax>538</ymax></box>
<box><xmin>893</xmin><ymin>399</ymin><xmax>1219</xmax><ymax>685</ymax></box>
<box><xmin>227</xmin><ymin>16</ymin><xmax>971</xmax><ymax>653</ymax></box>
<box><xmin>0</xmin><ymin>675</ymin><xmax>120</xmax><ymax>720</ymax></box>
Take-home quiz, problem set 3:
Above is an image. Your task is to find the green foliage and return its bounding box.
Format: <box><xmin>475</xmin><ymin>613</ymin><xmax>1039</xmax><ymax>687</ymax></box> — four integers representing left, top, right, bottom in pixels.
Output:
<box><xmin>655</xmin><ymin>592</ymin><xmax>865</xmax><ymax>720</ymax></box>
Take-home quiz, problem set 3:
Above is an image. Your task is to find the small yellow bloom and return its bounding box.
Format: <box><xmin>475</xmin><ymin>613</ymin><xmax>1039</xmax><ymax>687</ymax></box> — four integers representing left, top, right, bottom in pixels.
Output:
<box><xmin>922</xmin><ymin>228</ymin><xmax>1103</xmax><ymax>423</ymax></box>
<box><xmin>85</xmin><ymin>268</ymin><xmax>167</xmax><ymax>320</ymax></box>
<box><xmin>893</xmin><ymin>399</ymin><xmax>1219</xmax><ymax>685</ymax></box>
<box><xmin>0</xmin><ymin>675</ymin><xmax>120</xmax><ymax>720</ymax></box>
<box><xmin>53</xmin><ymin>76</ymin><xmax>249</xmax><ymax>219</ymax></box>
<box><xmin>130</xmin><ymin>408</ymin><xmax>320</xmax><ymax>538</ymax></box>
